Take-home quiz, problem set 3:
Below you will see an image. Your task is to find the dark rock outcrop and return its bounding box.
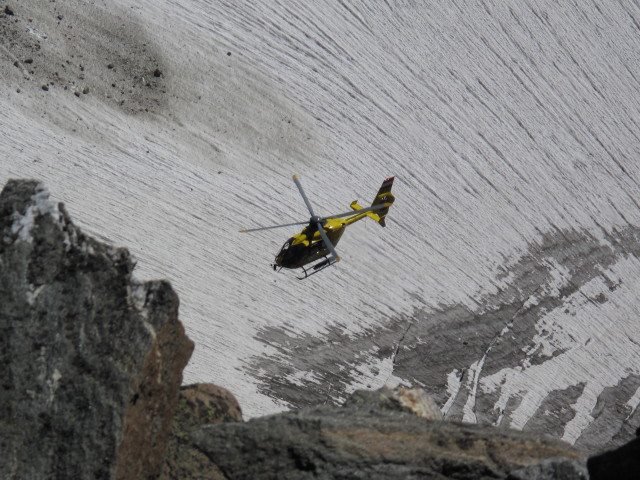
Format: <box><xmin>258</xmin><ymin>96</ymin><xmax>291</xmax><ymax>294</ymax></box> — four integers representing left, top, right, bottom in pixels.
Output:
<box><xmin>506</xmin><ymin>457</ymin><xmax>588</xmax><ymax>480</ymax></box>
<box><xmin>191</xmin><ymin>388</ymin><xmax>584</xmax><ymax>480</ymax></box>
<box><xmin>0</xmin><ymin>180</ymin><xmax>194</xmax><ymax>480</ymax></box>
<box><xmin>161</xmin><ymin>383</ymin><xmax>243</xmax><ymax>480</ymax></box>
<box><xmin>344</xmin><ymin>386</ymin><xmax>444</xmax><ymax>420</ymax></box>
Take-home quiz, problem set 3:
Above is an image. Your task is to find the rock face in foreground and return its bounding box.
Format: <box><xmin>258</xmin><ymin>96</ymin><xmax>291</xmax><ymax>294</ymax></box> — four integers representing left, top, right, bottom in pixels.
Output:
<box><xmin>161</xmin><ymin>383</ymin><xmax>243</xmax><ymax>480</ymax></box>
<box><xmin>0</xmin><ymin>180</ymin><xmax>194</xmax><ymax>480</ymax></box>
<box><xmin>588</xmin><ymin>435</ymin><xmax>640</xmax><ymax>480</ymax></box>
<box><xmin>344</xmin><ymin>386</ymin><xmax>444</xmax><ymax>420</ymax></box>
<box><xmin>192</xmin><ymin>387</ymin><xmax>585</xmax><ymax>480</ymax></box>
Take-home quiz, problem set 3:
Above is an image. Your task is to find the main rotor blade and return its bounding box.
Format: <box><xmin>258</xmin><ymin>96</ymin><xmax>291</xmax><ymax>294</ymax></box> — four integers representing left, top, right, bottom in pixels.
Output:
<box><xmin>292</xmin><ymin>174</ymin><xmax>315</xmax><ymax>217</ymax></box>
<box><xmin>317</xmin><ymin>222</ymin><xmax>341</xmax><ymax>262</ymax></box>
<box><xmin>240</xmin><ymin>220</ymin><xmax>308</xmax><ymax>233</ymax></box>
<box><xmin>324</xmin><ymin>202</ymin><xmax>392</xmax><ymax>220</ymax></box>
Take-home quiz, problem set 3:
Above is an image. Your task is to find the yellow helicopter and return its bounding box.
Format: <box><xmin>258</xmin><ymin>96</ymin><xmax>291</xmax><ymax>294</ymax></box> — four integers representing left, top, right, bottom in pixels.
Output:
<box><xmin>240</xmin><ymin>175</ymin><xmax>395</xmax><ymax>279</ymax></box>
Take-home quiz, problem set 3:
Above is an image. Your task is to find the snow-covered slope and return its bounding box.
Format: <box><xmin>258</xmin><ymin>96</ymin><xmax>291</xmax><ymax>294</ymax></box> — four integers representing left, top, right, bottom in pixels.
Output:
<box><xmin>2</xmin><ymin>0</ymin><xmax>640</xmax><ymax>452</ymax></box>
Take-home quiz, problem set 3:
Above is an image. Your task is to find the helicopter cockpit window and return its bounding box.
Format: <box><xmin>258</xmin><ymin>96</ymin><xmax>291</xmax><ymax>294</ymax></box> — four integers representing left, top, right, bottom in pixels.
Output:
<box><xmin>278</xmin><ymin>240</ymin><xmax>292</xmax><ymax>256</ymax></box>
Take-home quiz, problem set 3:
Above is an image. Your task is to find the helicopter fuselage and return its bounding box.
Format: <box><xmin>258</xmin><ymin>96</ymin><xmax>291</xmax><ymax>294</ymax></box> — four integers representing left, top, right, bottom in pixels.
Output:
<box><xmin>274</xmin><ymin>217</ymin><xmax>349</xmax><ymax>269</ymax></box>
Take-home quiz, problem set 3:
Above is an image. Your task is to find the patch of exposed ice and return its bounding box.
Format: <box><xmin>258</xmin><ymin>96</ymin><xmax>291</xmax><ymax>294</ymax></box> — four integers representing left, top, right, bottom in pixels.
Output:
<box><xmin>462</xmin><ymin>357</ymin><xmax>487</xmax><ymax>423</ymax></box>
<box><xmin>625</xmin><ymin>386</ymin><xmax>640</xmax><ymax>420</ymax></box>
<box><xmin>522</xmin><ymin>294</ymin><xmax>540</xmax><ymax>310</ymax></box>
<box><xmin>441</xmin><ymin>368</ymin><xmax>462</xmax><ymax>416</ymax></box>
<box><xmin>285</xmin><ymin>369</ymin><xmax>322</xmax><ymax>387</ymax></box>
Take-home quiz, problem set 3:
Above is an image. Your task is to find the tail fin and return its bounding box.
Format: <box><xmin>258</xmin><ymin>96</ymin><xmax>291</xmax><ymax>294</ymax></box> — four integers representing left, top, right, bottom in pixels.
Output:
<box><xmin>370</xmin><ymin>176</ymin><xmax>395</xmax><ymax>227</ymax></box>
<box><xmin>351</xmin><ymin>177</ymin><xmax>395</xmax><ymax>227</ymax></box>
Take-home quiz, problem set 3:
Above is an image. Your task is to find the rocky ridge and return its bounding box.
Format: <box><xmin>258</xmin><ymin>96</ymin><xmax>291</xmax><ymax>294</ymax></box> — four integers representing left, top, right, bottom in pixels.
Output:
<box><xmin>0</xmin><ymin>179</ymin><xmax>193</xmax><ymax>479</ymax></box>
<box><xmin>161</xmin><ymin>383</ymin><xmax>243</xmax><ymax>480</ymax></box>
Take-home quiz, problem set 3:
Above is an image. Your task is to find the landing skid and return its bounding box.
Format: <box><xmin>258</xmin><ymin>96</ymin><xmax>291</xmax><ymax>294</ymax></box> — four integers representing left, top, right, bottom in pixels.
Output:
<box><xmin>296</xmin><ymin>257</ymin><xmax>338</xmax><ymax>280</ymax></box>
